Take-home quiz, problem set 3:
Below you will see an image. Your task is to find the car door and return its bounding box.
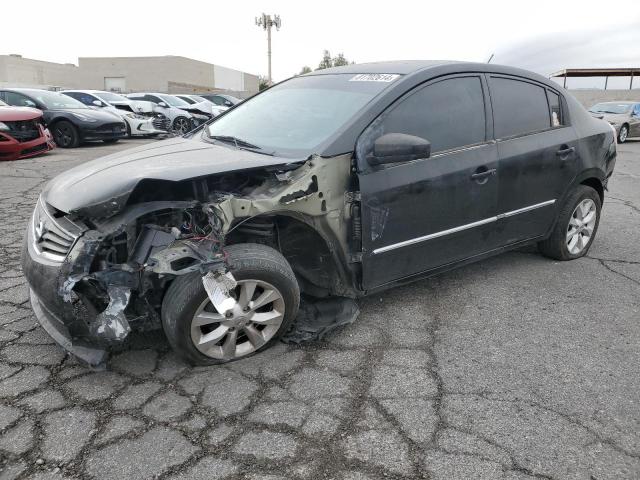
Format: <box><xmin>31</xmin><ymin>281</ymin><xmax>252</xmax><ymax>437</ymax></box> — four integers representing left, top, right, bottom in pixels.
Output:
<box><xmin>357</xmin><ymin>74</ymin><xmax>500</xmax><ymax>289</ymax></box>
<box><xmin>630</xmin><ymin>104</ymin><xmax>640</xmax><ymax>136</ymax></box>
<box><xmin>487</xmin><ymin>75</ymin><xmax>579</xmax><ymax>245</ymax></box>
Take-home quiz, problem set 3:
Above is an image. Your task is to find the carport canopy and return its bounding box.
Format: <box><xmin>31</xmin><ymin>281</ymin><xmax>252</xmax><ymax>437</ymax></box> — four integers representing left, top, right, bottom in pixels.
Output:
<box><xmin>550</xmin><ymin>68</ymin><xmax>640</xmax><ymax>89</ymax></box>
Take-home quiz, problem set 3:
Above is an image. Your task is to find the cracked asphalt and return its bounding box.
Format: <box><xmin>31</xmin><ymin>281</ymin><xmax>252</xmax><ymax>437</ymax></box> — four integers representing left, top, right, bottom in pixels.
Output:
<box><xmin>0</xmin><ymin>138</ymin><xmax>639</xmax><ymax>480</ymax></box>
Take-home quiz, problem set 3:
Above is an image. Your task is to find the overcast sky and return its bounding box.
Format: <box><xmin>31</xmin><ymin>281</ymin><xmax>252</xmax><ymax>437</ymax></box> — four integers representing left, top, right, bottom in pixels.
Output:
<box><xmin>2</xmin><ymin>0</ymin><xmax>639</xmax><ymax>87</ymax></box>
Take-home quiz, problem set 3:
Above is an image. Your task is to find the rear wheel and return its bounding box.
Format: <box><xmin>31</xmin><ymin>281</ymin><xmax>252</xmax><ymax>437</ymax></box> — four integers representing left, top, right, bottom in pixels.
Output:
<box><xmin>618</xmin><ymin>124</ymin><xmax>629</xmax><ymax>143</ymax></box>
<box><xmin>538</xmin><ymin>185</ymin><xmax>601</xmax><ymax>260</ymax></box>
<box><xmin>162</xmin><ymin>243</ymin><xmax>300</xmax><ymax>365</ymax></box>
<box><xmin>52</xmin><ymin>120</ymin><xmax>79</xmax><ymax>148</ymax></box>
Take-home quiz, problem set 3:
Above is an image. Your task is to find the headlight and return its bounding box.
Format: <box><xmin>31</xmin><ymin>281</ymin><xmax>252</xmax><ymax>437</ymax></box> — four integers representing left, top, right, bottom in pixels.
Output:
<box><xmin>0</xmin><ymin>122</ymin><xmax>9</xmax><ymax>131</ymax></box>
<box><xmin>126</xmin><ymin>113</ymin><xmax>148</xmax><ymax>120</ymax></box>
<box><xmin>71</xmin><ymin>112</ymin><xmax>97</xmax><ymax>122</ymax></box>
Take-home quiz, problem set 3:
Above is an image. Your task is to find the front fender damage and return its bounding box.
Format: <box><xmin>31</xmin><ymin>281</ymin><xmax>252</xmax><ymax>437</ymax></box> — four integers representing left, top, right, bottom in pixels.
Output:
<box><xmin>55</xmin><ymin>154</ymin><xmax>360</xmax><ymax>366</ymax></box>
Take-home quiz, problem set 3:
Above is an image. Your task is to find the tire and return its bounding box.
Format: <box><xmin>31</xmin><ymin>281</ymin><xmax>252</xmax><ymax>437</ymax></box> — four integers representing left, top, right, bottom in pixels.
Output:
<box><xmin>538</xmin><ymin>185</ymin><xmax>601</xmax><ymax>260</ymax></box>
<box><xmin>51</xmin><ymin>120</ymin><xmax>79</xmax><ymax>148</ymax></box>
<box><xmin>172</xmin><ymin>116</ymin><xmax>191</xmax><ymax>135</ymax></box>
<box><xmin>103</xmin><ymin>139</ymin><xmax>119</xmax><ymax>144</ymax></box>
<box><xmin>618</xmin><ymin>124</ymin><xmax>629</xmax><ymax>143</ymax></box>
<box><xmin>162</xmin><ymin>243</ymin><xmax>300</xmax><ymax>365</ymax></box>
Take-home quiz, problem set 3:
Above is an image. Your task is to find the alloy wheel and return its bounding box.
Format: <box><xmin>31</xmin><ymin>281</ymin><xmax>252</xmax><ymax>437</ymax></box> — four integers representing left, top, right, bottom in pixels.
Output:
<box><xmin>54</xmin><ymin>125</ymin><xmax>73</xmax><ymax>147</ymax></box>
<box><xmin>566</xmin><ymin>198</ymin><xmax>597</xmax><ymax>255</ymax></box>
<box><xmin>173</xmin><ymin>117</ymin><xmax>191</xmax><ymax>134</ymax></box>
<box><xmin>190</xmin><ymin>279</ymin><xmax>286</xmax><ymax>360</ymax></box>
<box><xmin>619</xmin><ymin>125</ymin><xmax>628</xmax><ymax>143</ymax></box>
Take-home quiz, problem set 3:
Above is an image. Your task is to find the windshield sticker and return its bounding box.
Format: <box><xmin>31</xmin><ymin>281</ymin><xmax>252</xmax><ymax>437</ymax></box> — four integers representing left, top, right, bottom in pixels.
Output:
<box><xmin>349</xmin><ymin>74</ymin><xmax>400</xmax><ymax>83</ymax></box>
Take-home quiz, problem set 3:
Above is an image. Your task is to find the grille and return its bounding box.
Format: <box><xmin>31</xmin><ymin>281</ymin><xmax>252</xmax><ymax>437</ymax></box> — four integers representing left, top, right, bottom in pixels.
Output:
<box><xmin>21</xmin><ymin>143</ymin><xmax>49</xmax><ymax>156</ymax></box>
<box><xmin>31</xmin><ymin>200</ymin><xmax>81</xmax><ymax>262</ymax></box>
<box><xmin>4</xmin><ymin>120</ymin><xmax>40</xmax><ymax>142</ymax></box>
<box><xmin>96</xmin><ymin>122</ymin><xmax>126</xmax><ymax>133</ymax></box>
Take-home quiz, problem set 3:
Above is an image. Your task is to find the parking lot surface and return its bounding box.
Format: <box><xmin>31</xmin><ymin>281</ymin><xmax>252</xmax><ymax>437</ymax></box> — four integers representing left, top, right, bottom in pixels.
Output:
<box><xmin>0</xmin><ymin>138</ymin><xmax>639</xmax><ymax>480</ymax></box>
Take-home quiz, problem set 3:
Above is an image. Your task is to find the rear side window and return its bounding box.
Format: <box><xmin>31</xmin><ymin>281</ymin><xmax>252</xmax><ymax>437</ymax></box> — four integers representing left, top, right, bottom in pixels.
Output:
<box><xmin>379</xmin><ymin>76</ymin><xmax>486</xmax><ymax>153</ymax></box>
<box><xmin>490</xmin><ymin>77</ymin><xmax>551</xmax><ymax>139</ymax></box>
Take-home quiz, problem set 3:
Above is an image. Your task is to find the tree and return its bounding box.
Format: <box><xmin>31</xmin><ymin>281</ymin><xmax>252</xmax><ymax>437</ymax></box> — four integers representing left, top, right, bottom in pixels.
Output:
<box><xmin>299</xmin><ymin>66</ymin><xmax>312</xmax><ymax>75</ymax></box>
<box><xmin>317</xmin><ymin>50</ymin><xmax>334</xmax><ymax>70</ymax></box>
<box><xmin>258</xmin><ymin>76</ymin><xmax>270</xmax><ymax>91</ymax></box>
<box><xmin>332</xmin><ymin>53</ymin><xmax>349</xmax><ymax>67</ymax></box>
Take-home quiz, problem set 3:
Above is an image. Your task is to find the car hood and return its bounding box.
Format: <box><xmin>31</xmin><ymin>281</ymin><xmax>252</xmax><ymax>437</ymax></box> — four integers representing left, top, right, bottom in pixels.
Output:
<box><xmin>592</xmin><ymin>112</ymin><xmax>629</xmax><ymax>124</ymax></box>
<box><xmin>43</xmin><ymin>137</ymin><xmax>294</xmax><ymax>217</ymax></box>
<box><xmin>110</xmin><ymin>99</ymin><xmax>156</xmax><ymax>114</ymax></box>
<box><xmin>52</xmin><ymin>108</ymin><xmax>123</xmax><ymax>122</ymax></box>
<box><xmin>0</xmin><ymin>106</ymin><xmax>42</xmax><ymax>122</ymax></box>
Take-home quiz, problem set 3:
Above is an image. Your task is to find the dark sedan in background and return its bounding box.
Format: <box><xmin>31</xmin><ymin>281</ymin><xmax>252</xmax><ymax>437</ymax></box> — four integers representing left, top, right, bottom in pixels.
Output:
<box><xmin>0</xmin><ymin>88</ymin><xmax>127</xmax><ymax>148</ymax></box>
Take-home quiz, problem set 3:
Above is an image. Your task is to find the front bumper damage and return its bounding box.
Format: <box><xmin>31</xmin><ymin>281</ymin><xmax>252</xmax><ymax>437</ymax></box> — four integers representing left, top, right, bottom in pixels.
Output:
<box><xmin>23</xmin><ymin>154</ymin><xmax>360</xmax><ymax>367</ymax></box>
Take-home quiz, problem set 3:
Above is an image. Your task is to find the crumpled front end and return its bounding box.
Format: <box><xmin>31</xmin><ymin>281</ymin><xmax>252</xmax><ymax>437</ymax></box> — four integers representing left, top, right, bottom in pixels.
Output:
<box><xmin>23</xmin><ymin>154</ymin><xmax>361</xmax><ymax>367</ymax></box>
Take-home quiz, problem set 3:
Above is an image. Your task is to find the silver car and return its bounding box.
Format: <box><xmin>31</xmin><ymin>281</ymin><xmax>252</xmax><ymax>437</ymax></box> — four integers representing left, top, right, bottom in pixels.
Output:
<box><xmin>589</xmin><ymin>101</ymin><xmax>640</xmax><ymax>143</ymax></box>
<box><xmin>126</xmin><ymin>93</ymin><xmax>197</xmax><ymax>134</ymax></box>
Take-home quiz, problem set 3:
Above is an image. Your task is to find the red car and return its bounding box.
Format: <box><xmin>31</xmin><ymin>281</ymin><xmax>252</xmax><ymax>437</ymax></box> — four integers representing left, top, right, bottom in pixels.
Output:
<box><xmin>0</xmin><ymin>99</ymin><xmax>54</xmax><ymax>161</ymax></box>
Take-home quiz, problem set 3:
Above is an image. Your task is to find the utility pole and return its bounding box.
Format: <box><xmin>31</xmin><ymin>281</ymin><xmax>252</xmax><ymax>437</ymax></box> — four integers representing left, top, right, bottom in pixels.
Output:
<box><xmin>255</xmin><ymin>13</ymin><xmax>281</xmax><ymax>85</ymax></box>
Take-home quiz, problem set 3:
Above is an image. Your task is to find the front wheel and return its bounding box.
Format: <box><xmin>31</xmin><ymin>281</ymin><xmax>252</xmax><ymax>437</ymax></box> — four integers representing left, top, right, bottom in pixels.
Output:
<box><xmin>52</xmin><ymin>120</ymin><xmax>79</xmax><ymax>148</ymax></box>
<box><xmin>538</xmin><ymin>185</ymin><xmax>601</xmax><ymax>260</ymax></box>
<box><xmin>172</xmin><ymin>116</ymin><xmax>191</xmax><ymax>135</ymax></box>
<box><xmin>162</xmin><ymin>243</ymin><xmax>300</xmax><ymax>365</ymax></box>
<box><xmin>618</xmin><ymin>124</ymin><xmax>629</xmax><ymax>143</ymax></box>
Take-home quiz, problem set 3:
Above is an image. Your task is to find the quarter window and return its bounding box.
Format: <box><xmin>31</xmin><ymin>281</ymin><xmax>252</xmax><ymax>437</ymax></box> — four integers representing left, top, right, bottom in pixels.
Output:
<box><xmin>376</xmin><ymin>76</ymin><xmax>486</xmax><ymax>154</ymax></box>
<box><xmin>489</xmin><ymin>77</ymin><xmax>551</xmax><ymax>138</ymax></box>
<box><xmin>547</xmin><ymin>90</ymin><xmax>563</xmax><ymax>127</ymax></box>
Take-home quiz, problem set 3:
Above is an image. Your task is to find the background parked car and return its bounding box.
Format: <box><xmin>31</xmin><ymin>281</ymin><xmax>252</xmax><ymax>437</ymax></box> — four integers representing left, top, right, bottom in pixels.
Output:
<box><xmin>126</xmin><ymin>93</ymin><xmax>200</xmax><ymax>134</ymax></box>
<box><xmin>198</xmin><ymin>93</ymin><xmax>241</xmax><ymax>107</ymax></box>
<box><xmin>588</xmin><ymin>101</ymin><xmax>640</xmax><ymax>143</ymax></box>
<box><xmin>0</xmin><ymin>88</ymin><xmax>127</xmax><ymax>148</ymax></box>
<box><xmin>62</xmin><ymin>90</ymin><xmax>170</xmax><ymax>137</ymax></box>
<box><xmin>0</xmin><ymin>98</ymin><xmax>54</xmax><ymax>160</ymax></box>
<box><xmin>175</xmin><ymin>94</ymin><xmax>227</xmax><ymax>117</ymax></box>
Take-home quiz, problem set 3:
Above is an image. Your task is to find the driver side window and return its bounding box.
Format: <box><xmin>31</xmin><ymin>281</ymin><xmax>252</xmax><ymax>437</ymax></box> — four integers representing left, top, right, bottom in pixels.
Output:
<box><xmin>363</xmin><ymin>76</ymin><xmax>487</xmax><ymax>159</ymax></box>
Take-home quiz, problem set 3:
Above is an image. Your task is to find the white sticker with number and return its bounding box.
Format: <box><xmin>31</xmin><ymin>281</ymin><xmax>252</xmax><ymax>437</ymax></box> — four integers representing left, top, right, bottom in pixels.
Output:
<box><xmin>349</xmin><ymin>74</ymin><xmax>400</xmax><ymax>82</ymax></box>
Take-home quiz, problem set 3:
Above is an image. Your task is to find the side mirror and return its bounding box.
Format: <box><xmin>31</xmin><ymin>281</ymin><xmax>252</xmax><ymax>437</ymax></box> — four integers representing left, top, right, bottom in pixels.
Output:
<box><xmin>92</xmin><ymin>100</ymin><xmax>104</xmax><ymax>107</ymax></box>
<box><xmin>158</xmin><ymin>101</ymin><xmax>168</xmax><ymax>108</ymax></box>
<box><xmin>224</xmin><ymin>100</ymin><xmax>233</xmax><ymax>107</ymax></box>
<box><xmin>368</xmin><ymin>133</ymin><xmax>431</xmax><ymax>166</ymax></box>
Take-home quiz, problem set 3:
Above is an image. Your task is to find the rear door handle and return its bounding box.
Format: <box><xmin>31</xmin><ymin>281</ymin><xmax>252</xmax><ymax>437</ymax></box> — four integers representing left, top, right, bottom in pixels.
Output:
<box><xmin>471</xmin><ymin>168</ymin><xmax>497</xmax><ymax>181</ymax></box>
<box><xmin>556</xmin><ymin>146</ymin><xmax>575</xmax><ymax>158</ymax></box>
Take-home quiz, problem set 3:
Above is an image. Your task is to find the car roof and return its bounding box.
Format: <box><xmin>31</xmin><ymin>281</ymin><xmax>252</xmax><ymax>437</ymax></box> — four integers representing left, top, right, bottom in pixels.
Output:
<box><xmin>307</xmin><ymin>60</ymin><xmax>459</xmax><ymax>75</ymax></box>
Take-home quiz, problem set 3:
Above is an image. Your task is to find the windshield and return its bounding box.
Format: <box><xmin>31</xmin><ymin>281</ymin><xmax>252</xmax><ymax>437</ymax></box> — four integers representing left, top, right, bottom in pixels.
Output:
<box><xmin>589</xmin><ymin>103</ymin><xmax>632</xmax><ymax>114</ymax></box>
<box><xmin>96</xmin><ymin>91</ymin><xmax>129</xmax><ymax>103</ymax></box>
<box><xmin>190</xmin><ymin>95</ymin><xmax>209</xmax><ymax>103</ymax></box>
<box><xmin>159</xmin><ymin>94</ymin><xmax>190</xmax><ymax>107</ymax></box>
<box><xmin>205</xmin><ymin>74</ymin><xmax>395</xmax><ymax>157</ymax></box>
<box><xmin>29</xmin><ymin>90</ymin><xmax>87</xmax><ymax>109</ymax></box>
<box><xmin>178</xmin><ymin>96</ymin><xmax>196</xmax><ymax>105</ymax></box>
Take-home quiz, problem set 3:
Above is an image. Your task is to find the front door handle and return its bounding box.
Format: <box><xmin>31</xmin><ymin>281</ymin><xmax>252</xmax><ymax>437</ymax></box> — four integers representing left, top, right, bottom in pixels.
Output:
<box><xmin>556</xmin><ymin>146</ymin><xmax>575</xmax><ymax>159</ymax></box>
<box><xmin>471</xmin><ymin>168</ymin><xmax>497</xmax><ymax>182</ymax></box>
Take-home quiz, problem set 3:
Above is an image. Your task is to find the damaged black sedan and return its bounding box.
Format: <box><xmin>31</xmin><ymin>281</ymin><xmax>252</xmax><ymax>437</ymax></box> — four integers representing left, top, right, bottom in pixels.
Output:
<box><xmin>23</xmin><ymin>61</ymin><xmax>616</xmax><ymax>367</ymax></box>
